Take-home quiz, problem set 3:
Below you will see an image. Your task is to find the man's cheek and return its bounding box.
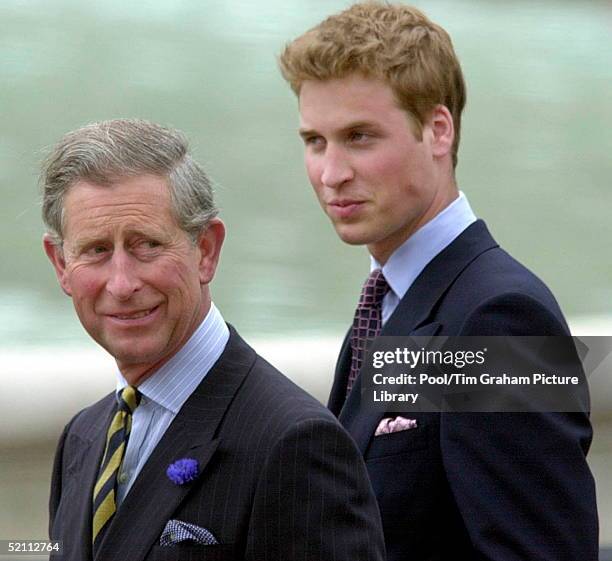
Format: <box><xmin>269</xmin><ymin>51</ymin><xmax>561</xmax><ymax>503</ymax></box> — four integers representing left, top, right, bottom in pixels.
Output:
<box><xmin>68</xmin><ymin>266</ymin><xmax>100</xmax><ymax>291</ymax></box>
<box><xmin>305</xmin><ymin>160</ymin><xmax>321</xmax><ymax>189</ymax></box>
<box><xmin>311</xmin><ymin>186</ymin><xmax>326</xmax><ymax>208</ymax></box>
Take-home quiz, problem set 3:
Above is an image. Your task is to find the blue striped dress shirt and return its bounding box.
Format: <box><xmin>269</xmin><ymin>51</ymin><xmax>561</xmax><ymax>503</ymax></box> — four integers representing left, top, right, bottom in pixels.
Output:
<box><xmin>114</xmin><ymin>302</ymin><xmax>229</xmax><ymax>505</ymax></box>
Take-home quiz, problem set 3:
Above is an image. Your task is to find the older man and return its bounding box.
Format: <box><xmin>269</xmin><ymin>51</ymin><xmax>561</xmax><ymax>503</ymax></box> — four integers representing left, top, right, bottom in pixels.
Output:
<box><xmin>280</xmin><ymin>3</ymin><xmax>598</xmax><ymax>560</ymax></box>
<box><xmin>43</xmin><ymin>119</ymin><xmax>385</xmax><ymax>561</ymax></box>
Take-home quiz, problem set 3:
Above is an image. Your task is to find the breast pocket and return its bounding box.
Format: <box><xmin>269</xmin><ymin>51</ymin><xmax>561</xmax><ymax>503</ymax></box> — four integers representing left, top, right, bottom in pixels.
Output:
<box><xmin>365</xmin><ymin>424</ymin><xmax>429</xmax><ymax>461</ymax></box>
<box><xmin>150</xmin><ymin>543</ymin><xmax>236</xmax><ymax>561</ymax></box>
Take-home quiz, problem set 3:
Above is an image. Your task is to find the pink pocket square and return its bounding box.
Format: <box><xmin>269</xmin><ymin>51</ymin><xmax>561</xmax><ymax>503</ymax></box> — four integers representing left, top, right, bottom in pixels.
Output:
<box><xmin>375</xmin><ymin>416</ymin><xmax>418</xmax><ymax>436</ymax></box>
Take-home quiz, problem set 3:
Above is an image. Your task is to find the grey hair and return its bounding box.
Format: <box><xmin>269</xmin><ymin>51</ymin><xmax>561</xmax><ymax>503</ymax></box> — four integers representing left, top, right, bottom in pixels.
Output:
<box><xmin>41</xmin><ymin>119</ymin><xmax>218</xmax><ymax>245</ymax></box>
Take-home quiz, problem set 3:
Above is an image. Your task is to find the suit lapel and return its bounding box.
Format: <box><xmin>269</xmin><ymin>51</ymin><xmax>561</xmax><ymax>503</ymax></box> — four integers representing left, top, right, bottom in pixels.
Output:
<box><xmin>327</xmin><ymin>328</ymin><xmax>351</xmax><ymax>416</ymax></box>
<box><xmin>382</xmin><ymin>220</ymin><xmax>498</xmax><ymax>335</ymax></box>
<box><xmin>60</xmin><ymin>396</ymin><xmax>115</xmax><ymax>561</ymax></box>
<box><xmin>94</xmin><ymin>327</ymin><xmax>257</xmax><ymax>561</ymax></box>
<box><xmin>338</xmin><ymin>368</ymin><xmax>384</xmax><ymax>454</ymax></box>
<box><xmin>336</xmin><ymin>220</ymin><xmax>498</xmax><ymax>452</ymax></box>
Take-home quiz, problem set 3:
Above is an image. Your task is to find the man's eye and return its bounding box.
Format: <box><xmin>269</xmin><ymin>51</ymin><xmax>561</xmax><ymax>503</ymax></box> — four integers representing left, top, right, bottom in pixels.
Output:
<box><xmin>135</xmin><ymin>240</ymin><xmax>162</xmax><ymax>253</ymax></box>
<box><xmin>304</xmin><ymin>135</ymin><xmax>325</xmax><ymax>147</ymax></box>
<box><xmin>90</xmin><ymin>246</ymin><xmax>108</xmax><ymax>255</ymax></box>
<box><xmin>349</xmin><ymin>131</ymin><xmax>371</xmax><ymax>142</ymax></box>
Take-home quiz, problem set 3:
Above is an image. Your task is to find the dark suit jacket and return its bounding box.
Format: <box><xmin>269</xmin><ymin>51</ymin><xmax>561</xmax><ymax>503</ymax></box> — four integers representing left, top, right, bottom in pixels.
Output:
<box><xmin>50</xmin><ymin>326</ymin><xmax>385</xmax><ymax>561</ymax></box>
<box><xmin>328</xmin><ymin>220</ymin><xmax>598</xmax><ymax>561</ymax></box>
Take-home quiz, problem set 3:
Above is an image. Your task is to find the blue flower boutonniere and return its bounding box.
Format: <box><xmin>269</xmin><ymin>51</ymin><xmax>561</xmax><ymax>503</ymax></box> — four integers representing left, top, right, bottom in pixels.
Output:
<box><xmin>166</xmin><ymin>458</ymin><xmax>200</xmax><ymax>485</ymax></box>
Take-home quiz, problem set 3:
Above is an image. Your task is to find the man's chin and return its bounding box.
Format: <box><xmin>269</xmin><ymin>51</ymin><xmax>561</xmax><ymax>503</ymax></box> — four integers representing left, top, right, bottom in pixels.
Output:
<box><xmin>102</xmin><ymin>342</ymin><xmax>162</xmax><ymax>376</ymax></box>
<box><xmin>332</xmin><ymin>225</ymin><xmax>372</xmax><ymax>247</ymax></box>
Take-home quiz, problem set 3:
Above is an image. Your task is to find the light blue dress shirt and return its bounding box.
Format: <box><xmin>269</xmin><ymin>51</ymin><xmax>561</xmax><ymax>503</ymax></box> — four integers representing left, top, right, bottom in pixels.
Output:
<box><xmin>114</xmin><ymin>302</ymin><xmax>229</xmax><ymax>505</ymax></box>
<box><xmin>370</xmin><ymin>192</ymin><xmax>477</xmax><ymax>325</ymax></box>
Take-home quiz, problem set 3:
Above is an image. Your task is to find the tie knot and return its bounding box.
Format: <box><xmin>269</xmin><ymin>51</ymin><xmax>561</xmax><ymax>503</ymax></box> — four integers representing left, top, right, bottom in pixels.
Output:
<box><xmin>118</xmin><ymin>386</ymin><xmax>141</xmax><ymax>414</ymax></box>
<box><xmin>358</xmin><ymin>269</ymin><xmax>389</xmax><ymax>308</ymax></box>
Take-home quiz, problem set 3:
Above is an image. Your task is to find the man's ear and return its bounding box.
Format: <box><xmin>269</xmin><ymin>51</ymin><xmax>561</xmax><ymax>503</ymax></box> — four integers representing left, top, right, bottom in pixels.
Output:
<box><xmin>196</xmin><ymin>218</ymin><xmax>226</xmax><ymax>285</ymax></box>
<box><xmin>428</xmin><ymin>104</ymin><xmax>454</xmax><ymax>160</ymax></box>
<box><xmin>43</xmin><ymin>233</ymin><xmax>72</xmax><ymax>296</ymax></box>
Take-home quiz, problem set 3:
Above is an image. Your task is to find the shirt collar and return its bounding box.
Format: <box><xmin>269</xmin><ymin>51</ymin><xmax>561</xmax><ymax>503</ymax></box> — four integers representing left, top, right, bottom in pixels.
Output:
<box><xmin>115</xmin><ymin>302</ymin><xmax>230</xmax><ymax>414</ymax></box>
<box><xmin>370</xmin><ymin>191</ymin><xmax>477</xmax><ymax>301</ymax></box>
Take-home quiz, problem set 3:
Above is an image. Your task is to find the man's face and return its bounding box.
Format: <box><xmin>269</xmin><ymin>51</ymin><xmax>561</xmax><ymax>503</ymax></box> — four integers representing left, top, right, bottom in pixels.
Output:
<box><xmin>44</xmin><ymin>175</ymin><xmax>223</xmax><ymax>382</ymax></box>
<box><xmin>299</xmin><ymin>74</ymin><xmax>455</xmax><ymax>264</ymax></box>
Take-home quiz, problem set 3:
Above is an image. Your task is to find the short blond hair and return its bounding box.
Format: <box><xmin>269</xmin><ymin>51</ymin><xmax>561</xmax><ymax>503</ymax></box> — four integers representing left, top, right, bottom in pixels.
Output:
<box><xmin>279</xmin><ymin>1</ymin><xmax>466</xmax><ymax>168</ymax></box>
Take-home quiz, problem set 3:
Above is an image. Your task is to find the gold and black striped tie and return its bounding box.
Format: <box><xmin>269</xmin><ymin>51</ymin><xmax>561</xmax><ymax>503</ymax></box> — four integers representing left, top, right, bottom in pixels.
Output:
<box><xmin>92</xmin><ymin>385</ymin><xmax>141</xmax><ymax>552</ymax></box>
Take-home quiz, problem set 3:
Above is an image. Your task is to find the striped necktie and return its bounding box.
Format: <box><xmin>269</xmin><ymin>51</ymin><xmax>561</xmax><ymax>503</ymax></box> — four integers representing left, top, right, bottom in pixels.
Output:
<box><xmin>347</xmin><ymin>269</ymin><xmax>389</xmax><ymax>397</ymax></box>
<box><xmin>92</xmin><ymin>385</ymin><xmax>141</xmax><ymax>552</ymax></box>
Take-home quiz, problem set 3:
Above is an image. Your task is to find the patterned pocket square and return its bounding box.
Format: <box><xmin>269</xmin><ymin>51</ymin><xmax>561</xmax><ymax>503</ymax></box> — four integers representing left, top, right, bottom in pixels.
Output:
<box><xmin>160</xmin><ymin>519</ymin><xmax>219</xmax><ymax>546</ymax></box>
<box><xmin>375</xmin><ymin>416</ymin><xmax>418</xmax><ymax>436</ymax></box>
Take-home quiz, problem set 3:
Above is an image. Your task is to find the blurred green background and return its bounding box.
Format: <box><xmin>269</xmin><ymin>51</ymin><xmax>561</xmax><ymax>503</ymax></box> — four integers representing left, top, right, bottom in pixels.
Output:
<box><xmin>1</xmin><ymin>0</ymin><xmax>611</xmax><ymax>347</ymax></box>
<box><xmin>1</xmin><ymin>0</ymin><xmax>610</xmax><ymax>554</ymax></box>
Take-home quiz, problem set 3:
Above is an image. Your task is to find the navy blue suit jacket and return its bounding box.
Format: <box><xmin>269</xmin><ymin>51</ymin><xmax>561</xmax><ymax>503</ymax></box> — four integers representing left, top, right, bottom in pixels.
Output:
<box><xmin>328</xmin><ymin>220</ymin><xmax>598</xmax><ymax>561</ymax></box>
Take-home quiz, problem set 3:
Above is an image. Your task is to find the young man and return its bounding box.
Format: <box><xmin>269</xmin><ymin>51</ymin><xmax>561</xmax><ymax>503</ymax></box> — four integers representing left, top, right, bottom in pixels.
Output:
<box><xmin>280</xmin><ymin>3</ymin><xmax>598</xmax><ymax>560</ymax></box>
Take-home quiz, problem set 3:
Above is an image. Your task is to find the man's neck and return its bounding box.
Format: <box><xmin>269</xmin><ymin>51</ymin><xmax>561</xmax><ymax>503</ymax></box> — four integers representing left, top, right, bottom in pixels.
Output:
<box><xmin>369</xmin><ymin>186</ymin><xmax>459</xmax><ymax>265</ymax></box>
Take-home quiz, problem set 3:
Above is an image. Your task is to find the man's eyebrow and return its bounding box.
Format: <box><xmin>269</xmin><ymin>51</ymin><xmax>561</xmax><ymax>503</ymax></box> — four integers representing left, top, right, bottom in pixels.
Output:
<box><xmin>66</xmin><ymin>235</ymin><xmax>104</xmax><ymax>254</ymax></box>
<box><xmin>342</xmin><ymin>120</ymin><xmax>379</xmax><ymax>131</ymax></box>
<box><xmin>123</xmin><ymin>227</ymin><xmax>161</xmax><ymax>239</ymax></box>
<box><xmin>76</xmin><ymin>233</ymin><xmax>104</xmax><ymax>246</ymax></box>
<box><xmin>299</xmin><ymin>121</ymin><xmax>380</xmax><ymax>139</ymax></box>
<box><xmin>298</xmin><ymin>127</ymin><xmax>318</xmax><ymax>139</ymax></box>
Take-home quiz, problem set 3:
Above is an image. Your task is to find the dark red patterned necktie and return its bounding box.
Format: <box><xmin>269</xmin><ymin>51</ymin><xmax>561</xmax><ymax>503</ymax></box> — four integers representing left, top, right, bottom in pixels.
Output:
<box><xmin>347</xmin><ymin>269</ymin><xmax>389</xmax><ymax>397</ymax></box>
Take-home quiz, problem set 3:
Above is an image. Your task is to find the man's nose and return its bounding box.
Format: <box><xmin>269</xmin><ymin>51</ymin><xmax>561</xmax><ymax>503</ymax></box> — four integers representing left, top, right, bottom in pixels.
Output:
<box><xmin>320</xmin><ymin>146</ymin><xmax>354</xmax><ymax>189</ymax></box>
<box><xmin>105</xmin><ymin>251</ymin><xmax>142</xmax><ymax>301</ymax></box>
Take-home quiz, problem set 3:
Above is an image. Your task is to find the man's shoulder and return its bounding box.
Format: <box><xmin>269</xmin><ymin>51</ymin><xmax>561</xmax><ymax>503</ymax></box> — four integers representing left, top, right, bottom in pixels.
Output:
<box><xmin>388</xmin><ymin>220</ymin><xmax>567</xmax><ymax>333</ymax></box>
<box><xmin>219</xmin><ymin>326</ymin><xmax>335</xmax><ymax>420</ymax></box>
<box><xmin>388</xmin><ymin>220</ymin><xmax>570</xmax><ymax>335</ymax></box>
<box><xmin>217</xmin><ymin>342</ymin><xmax>357</xmax><ymax>467</ymax></box>
<box><xmin>456</xmin><ymin>246</ymin><xmax>552</xmax><ymax>296</ymax></box>
<box><xmin>438</xmin><ymin>220</ymin><xmax>555</xmax><ymax>299</ymax></box>
<box><xmin>61</xmin><ymin>391</ymin><xmax>116</xmax><ymax>440</ymax></box>
<box><xmin>240</xmin><ymin>352</ymin><xmax>337</xmax><ymax>425</ymax></box>
<box><xmin>439</xmin><ymin>243</ymin><xmax>569</xmax><ymax>334</ymax></box>
<box><xmin>458</xmin><ymin>244</ymin><xmax>557</xmax><ymax>299</ymax></box>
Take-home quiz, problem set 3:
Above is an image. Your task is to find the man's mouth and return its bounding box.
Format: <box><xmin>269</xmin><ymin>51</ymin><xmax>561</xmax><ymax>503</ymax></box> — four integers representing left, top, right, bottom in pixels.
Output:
<box><xmin>327</xmin><ymin>199</ymin><xmax>365</xmax><ymax>218</ymax></box>
<box><xmin>329</xmin><ymin>198</ymin><xmax>364</xmax><ymax>207</ymax></box>
<box><xmin>110</xmin><ymin>306</ymin><xmax>158</xmax><ymax>320</ymax></box>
